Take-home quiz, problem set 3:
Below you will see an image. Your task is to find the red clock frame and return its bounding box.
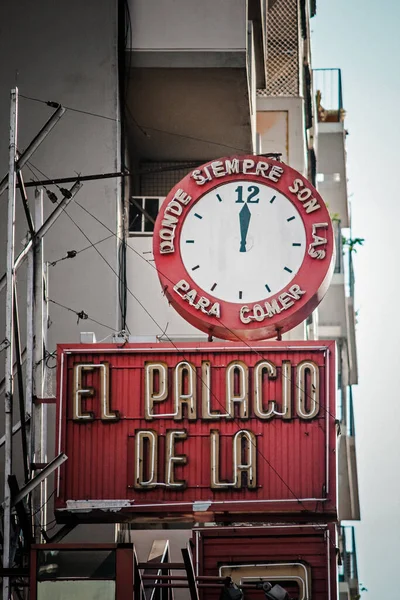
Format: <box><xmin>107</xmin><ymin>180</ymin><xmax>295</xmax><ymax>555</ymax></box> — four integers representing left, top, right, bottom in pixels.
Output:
<box><xmin>153</xmin><ymin>155</ymin><xmax>334</xmax><ymax>341</ymax></box>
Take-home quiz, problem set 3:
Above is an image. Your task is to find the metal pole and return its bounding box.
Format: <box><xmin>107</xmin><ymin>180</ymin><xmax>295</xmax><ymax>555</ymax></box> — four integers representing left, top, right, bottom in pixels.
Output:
<box><xmin>0</xmin><ymin>180</ymin><xmax>83</xmax><ymax>294</ymax></box>
<box><xmin>0</xmin><ymin>104</ymin><xmax>65</xmax><ymax>197</ymax></box>
<box><xmin>26</xmin><ymin>241</ymin><xmax>34</xmax><ymax>471</ymax></box>
<box><xmin>3</xmin><ymin>86</ymin><xmax>18</xmax><ymax>600</ymax></box>
<box><xmin>11</xmin><ymin>453</ymin><xmax>68</xmax><ymax>506</ymax></box>
<box><xmin>13</xmin><ymin>286</ymin><xmax>29</xmax><ymax>483</ymax></box>
<box><xmin>42</xmin><ymin>260</ymin><xmax>49</xmax><ymax>532</ymax></box>
<box><xmin>33</xmin><ymin>188</ymin><xmax>45</xmax><ymax>543</ymax></box>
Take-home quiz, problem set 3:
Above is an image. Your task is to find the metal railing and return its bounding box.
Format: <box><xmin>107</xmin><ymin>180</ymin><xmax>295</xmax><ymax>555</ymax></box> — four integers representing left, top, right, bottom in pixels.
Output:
<box><xmin>314</xmin><ymin>68</ymin><xmax>344</xmax><ymax>122</ymax></box>
<box><xmin>339</xmin><ymin>526</ymin><xmax>359</xmax><ymax>589</ymax></box>
<box><xmin>332</xmin><ymin>219</ymin><xmax>343</xmax><ymax>274</ymax></box>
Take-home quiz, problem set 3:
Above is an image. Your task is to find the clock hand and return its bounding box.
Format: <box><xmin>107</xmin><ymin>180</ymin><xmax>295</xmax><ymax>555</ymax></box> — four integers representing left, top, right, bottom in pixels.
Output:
<box><xmin>239</xmin><ymin>203</ymin><xmax>251</xmax><ymax>252</ymax></box>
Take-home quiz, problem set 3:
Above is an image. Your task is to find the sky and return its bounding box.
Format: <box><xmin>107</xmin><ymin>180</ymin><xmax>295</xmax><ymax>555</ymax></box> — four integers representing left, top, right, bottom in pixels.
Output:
<box><xmin>311</xmin><ymin>1</ymin><xmax>400</xmax><ymax>596</ymax></box>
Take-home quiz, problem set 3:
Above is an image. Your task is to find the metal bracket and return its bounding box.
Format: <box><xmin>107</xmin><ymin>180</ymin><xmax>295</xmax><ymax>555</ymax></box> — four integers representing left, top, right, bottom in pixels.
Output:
<box><xmin>0</xmin><ymin>338</ymin><xmax>10</xmax><ymax>352</ymax></box>
<box><xmin>0</xmin><ymin>453</ymin><xmax>67</xmax><ymax>510</ymax></box>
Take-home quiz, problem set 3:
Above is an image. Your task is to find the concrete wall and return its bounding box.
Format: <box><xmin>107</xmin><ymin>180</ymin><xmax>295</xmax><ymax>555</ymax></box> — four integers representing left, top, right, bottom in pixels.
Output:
<box><xmin>0</xmin><ymin>0</ymin><xmax>121</xmax><ymax>357</ymax></box>
<box><xmin>0</xmin><ymin>0</ymin><xmax>120</xmax><ymax>541</ymax></box>
<box><xmin>128</xmin><ymin>0</ymin><xmax>247</xmax><ymax>51</ymax></box>
<box><xmin>256</xmin><ymin>96</ymin><xmax>308</xmax><ymax>176</ymax></box>
<box><xmin>317</xmin><ymin>123</ymin><xmax>349</xmax><ymax>225</ymax></box>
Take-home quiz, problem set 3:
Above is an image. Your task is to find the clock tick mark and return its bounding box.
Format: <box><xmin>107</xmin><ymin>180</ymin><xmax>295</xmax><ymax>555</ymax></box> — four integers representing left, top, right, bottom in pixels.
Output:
<box><xmin>186</xmin><ymin>240</ymin><xmax>195</xmax><ymax>244</ymax></box>
<box><xmin>216</xmin><ymin>194</ymin><xmax>223</xmax><ymax>203</ymax></box>
<box><xmin>239</xmin><ymin>291</ymin><xmax>243</xmax><ymax>300</ymax></box>
<box><xmin>265</xmin><ymin>284</ymin><xmax>271</xmax><ymax>292</ymax></box>
<box><xmin>284</xmin><ymin>266</ymin><xmax>293</xmax><ymax>273</ymax></box>
<box><xmin>292</xmin><ymin>242</ymin><xmax>301</xmax><ymax>246</ymax></box>
<box><xmin>192</xmin><ymin>265</ymin><xmax>200</xmax><ymax>271</ymax></box>
<box><xmin>287</xmin><ymin>216</ymin><xmax>296</xmax><ymax>222</ymax></box>
<box><xmin>211</xmin><ymin>283</ymin><xmax>217</xmax><ymax>291</ymax></box>
<box><xmin>270</xmin><ymin>195</ymin><xmax>276</xmax><ymax>203</ymax></box>
<box><xmin>194</xmin><ymin>213</ymin><xmax>203</xmax><ymax>219</ymax></box>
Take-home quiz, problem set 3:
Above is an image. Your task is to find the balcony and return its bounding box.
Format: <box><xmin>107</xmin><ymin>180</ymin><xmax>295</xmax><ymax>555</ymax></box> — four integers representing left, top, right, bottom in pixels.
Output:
<box><xmin>318</xmin><ymin>221</ymin><xmax>358</xmax><ymax>385</ymax></box>
<box><xmin>125</xmin><ymin>0</ymin><xmax>267</xmax><ymax>162</ymax></box>
<box><xmin>256</xmin><ymin>0</ymin><xmax>315</xmax><ymax>177</ymax></box>
<box><xmin>339</xmin><ymin>526</ymin><xmax>360</xmax><ymax>599</ymax></box>
<box><xmin>314</xmin><ymin>68</ymin><xmax>350</xmax><ymax>226</ymax></box>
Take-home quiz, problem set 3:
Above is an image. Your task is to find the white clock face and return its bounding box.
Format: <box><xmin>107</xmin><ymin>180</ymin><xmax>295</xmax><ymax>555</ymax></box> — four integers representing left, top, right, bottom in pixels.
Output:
<box><xmin>180</xmin><ymin>181</ymin><xmax>306</xmax><ymax>304</ymax></box>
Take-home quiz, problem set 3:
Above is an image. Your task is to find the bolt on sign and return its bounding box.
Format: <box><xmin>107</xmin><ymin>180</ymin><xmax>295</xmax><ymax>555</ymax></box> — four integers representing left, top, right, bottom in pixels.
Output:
<box><xmin>153</xmin><ymin>155</ymin><xmax>335</xmax><ymax>341</ymax></box>
<box><xmin>55</xmin><ymin>342</ymin><xmax>336</xmax><ymax>524</ymax></box>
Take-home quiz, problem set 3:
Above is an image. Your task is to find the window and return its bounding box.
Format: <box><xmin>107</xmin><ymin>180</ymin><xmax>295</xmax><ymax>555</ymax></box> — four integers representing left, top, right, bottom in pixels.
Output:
<box><xmin>129</xmin><ymin>197</ymin><xmax>162</xmax><ymax>235</ymax></box>
<box><xmin>316</xmin><ymin>172</ymin><xmax>341</xmax><ymax>183</ymax></box>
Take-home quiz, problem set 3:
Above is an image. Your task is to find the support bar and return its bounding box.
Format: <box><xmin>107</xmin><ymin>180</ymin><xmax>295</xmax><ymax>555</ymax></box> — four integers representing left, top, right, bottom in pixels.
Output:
<box><xmin>0</xmin><ymin>105</ymin><xmax>65</xmax><ymax>197</ymax></box>
<box><xmin>0</xmin><ymin>180</ymin><xmax>82</xmax><ymax>293</ymax></box>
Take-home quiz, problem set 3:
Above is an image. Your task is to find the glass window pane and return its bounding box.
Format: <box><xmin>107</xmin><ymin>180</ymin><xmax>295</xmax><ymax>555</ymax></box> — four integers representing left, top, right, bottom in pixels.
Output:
<box><xmin>37</xmin><ymin>550</ymin><xmax>116</xmax><ymax>580</ymax></box>
<box><xmin>144</xmin><ymin>198</ymin><xmax>160</xmax><ymax>232</ymax></box>
<box><xmin>38</xmin><ymin>580</ymin><xmax>115</xmax><ymax>600</ymax></box>
<box><xmin>129</xmin><ymin>198</ymin><xmax>143</xmax><ymax>232</ymax></box>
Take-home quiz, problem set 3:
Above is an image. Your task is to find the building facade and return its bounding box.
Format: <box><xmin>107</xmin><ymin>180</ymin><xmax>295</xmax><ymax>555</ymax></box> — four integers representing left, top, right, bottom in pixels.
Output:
<box><xmin>0</xmin><ymin>1</ymin><xmax>360</xmax><ymax>598</ymax></box>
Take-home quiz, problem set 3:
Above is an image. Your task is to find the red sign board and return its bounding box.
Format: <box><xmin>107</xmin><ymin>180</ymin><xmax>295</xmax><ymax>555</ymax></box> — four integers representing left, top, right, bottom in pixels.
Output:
<box><xmin>194</xmin><ymin>524</ymin><xmax>337</xmax><ymax>600</ymax></box>
<box><xmin>153</xmin><ymin>156</ymin><xmax>334</xmax><ymax>341</ymax></box>
<box><xmin>55</xmin><ymin>342</ymin><xmax>336</xmax><ymax>523</ymax></box>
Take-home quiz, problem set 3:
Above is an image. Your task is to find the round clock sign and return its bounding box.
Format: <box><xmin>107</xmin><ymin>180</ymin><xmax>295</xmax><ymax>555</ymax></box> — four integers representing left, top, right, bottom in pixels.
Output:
<box><xmin>153</xmin><ymin>155</ymin><xmax>334</xmax><ymax>341</ymax></box>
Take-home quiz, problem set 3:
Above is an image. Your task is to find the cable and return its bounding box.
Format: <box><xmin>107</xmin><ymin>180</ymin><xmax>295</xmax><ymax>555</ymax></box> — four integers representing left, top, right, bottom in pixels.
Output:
<box><xmin>26</xmin><ymin>161</ymin><xmax>131</xmax><ymax>336</ymax></box>
<box><xmin>19</xmin><ymin>93</ymin><xmax>119</xmax><ymax>123</ymax></box>
<box><xmin>27</xmin><ymin>162</ymin><xmax>332</xmax><ymax>511</ymax></box>
<box><xmin>72</xmin><ymin>196</ymin><xmax>336</xmax><ymax>423</ymax></box>
<box><xmin>48</xmin><ymin>299</ymin><xmax>117</xmax><ymax>332</ymax></box>
<box><xmin>124</xmin><ymin>104</ymin><xmax>251</xmax><ymax>154</ymax></box>
<box><xmin>31</xmin><ymin>490</ymin><xmax>56</xmax><ymax>517</ymax></box>
<box><xmin>49</xmin><ymin>234</ymin><xmax>115</xmax><ymax>266</ymax></box>
<box><xmin>60</xmin><ymin>209</ymin><xmax>131</xmax><ymax>336</ymax></box>
<box><xmin>67</xmin><ymin>209</ymin><xmax>330</xmax><ymax>508</ymax></box>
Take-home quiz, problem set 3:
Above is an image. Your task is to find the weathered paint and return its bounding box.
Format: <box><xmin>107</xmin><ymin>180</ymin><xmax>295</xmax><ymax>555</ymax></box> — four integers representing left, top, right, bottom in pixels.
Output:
<box><xmin>193</xmin><ymin>524</ymin><xmax>337</xmax><ymax>600</ymax></box>
<box><xmin>55</xmin><ymin>341</ymin><xmax>336</xmax><ymax>523</ymax></box>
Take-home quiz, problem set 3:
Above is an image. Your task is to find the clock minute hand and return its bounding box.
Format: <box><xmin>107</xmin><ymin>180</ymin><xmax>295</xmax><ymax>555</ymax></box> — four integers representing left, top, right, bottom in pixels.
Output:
<box><xmin>239</xmin><ymin>203</ymin><xmax>251</xmax><ymax>252</ymax></box>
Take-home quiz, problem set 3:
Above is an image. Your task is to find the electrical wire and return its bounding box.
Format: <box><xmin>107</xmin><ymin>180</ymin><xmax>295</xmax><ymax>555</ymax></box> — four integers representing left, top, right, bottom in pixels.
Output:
<box><xmin>20</xmin><ymin>92</ymin><xmax>248</xmax><ymax>153</ymax></box>
<box><xmin>18</xmin><ymin>49</ymin><xmax>337</xmax><ymax>553</ymax></box>
<box><xmin>27</xmin><ymin>162</ymin><xmax>334</xmax><ymax>514</ymax></box>
<box><xmin>72</xmin><ymin>195</ymin><xmax>336</xmax><ymax>423</ymax></box>
<box><xmin>49</xmin><ymin>234</ymin><xmax>115</xmax><ymax>266</ymax></box>
<box><xmin>48</xmin><ymin>299</ymin><xmax>117</xmax><ymax>332</ymax></box>
<box><xmin>31</xmin><ymin>489</ymin><xmax>56</xmax><ymax>517</ymax></box>
<box><xmin>26</xmin><ymin>160</ymin><xmax>131</xmax><ymax>335</ymax></box>
<box><xmin>19</xmin><ymin>93</ymin><xmax>119</xmax><ymax>123</ymax></box>
<box><xmin>67</xmin><ymin>207</ymin><xmax>334</xmax><ymax>509</ymax></box>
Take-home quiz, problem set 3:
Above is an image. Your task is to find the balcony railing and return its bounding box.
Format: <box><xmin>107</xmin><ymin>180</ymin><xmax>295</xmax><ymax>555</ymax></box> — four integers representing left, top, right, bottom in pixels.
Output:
<box><xmin>332</xmin><ymin>219</ymin><xmax>343</xmax><ymax>274</ymax></box>
<box><xmin>314</xmin><ymin>68</ymin><xmax>345</xmax><ymax>122</ymax></box>
<box><xmin>339</xmin><ymin>526</ymin><xmax>359</xmax><ymax>589</ymax></box>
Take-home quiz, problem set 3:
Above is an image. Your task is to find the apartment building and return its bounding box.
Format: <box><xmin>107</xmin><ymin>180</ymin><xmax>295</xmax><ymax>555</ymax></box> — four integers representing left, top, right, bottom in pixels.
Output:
<box><xmin>0</xmin><ymin>1</ymin><xmax>360</xmax><ymax>597</ymax></box>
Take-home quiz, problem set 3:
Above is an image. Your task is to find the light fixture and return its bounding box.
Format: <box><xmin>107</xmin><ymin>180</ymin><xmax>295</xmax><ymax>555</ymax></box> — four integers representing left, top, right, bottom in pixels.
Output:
<box><xmin>258</xmin><ymin>582</ymin><xmax>290</xmax><ymax>600</ymax></box>
<box><xmin>219</xmin><ymin>582</ymin><xmax>244</xmax><ymax>600</ymax></box>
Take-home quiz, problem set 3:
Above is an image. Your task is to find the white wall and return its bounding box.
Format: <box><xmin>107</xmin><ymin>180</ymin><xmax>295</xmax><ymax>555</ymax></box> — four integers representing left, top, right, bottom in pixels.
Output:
<box><xmin>0</xmin><ymin>0</ymin><xmax>121</xmax><ymax>356</ymax></box>
<box><xmin>0</xmin><ymin>0</ymin><xmax>120</xmax><ymax>539</ymax></box>
<box><xmin>129</xmin><ymin>0</ymin><xmax>247</xmax><ymax>51</ymax></box>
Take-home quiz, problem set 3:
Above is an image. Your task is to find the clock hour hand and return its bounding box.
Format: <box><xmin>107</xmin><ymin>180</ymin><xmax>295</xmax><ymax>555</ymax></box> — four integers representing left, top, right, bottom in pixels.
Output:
<box><xmin>239</xmin><ymin>203</ymin><xmax>251</xmax><ymax>252</ymax></box>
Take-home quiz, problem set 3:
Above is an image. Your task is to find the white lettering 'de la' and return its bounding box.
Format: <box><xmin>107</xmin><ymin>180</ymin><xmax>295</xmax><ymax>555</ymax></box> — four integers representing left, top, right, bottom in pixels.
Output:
<box><xmin>210</xmin><ymin>429</ymin><xmax>257</xmax><ymax>489</ymax></box>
